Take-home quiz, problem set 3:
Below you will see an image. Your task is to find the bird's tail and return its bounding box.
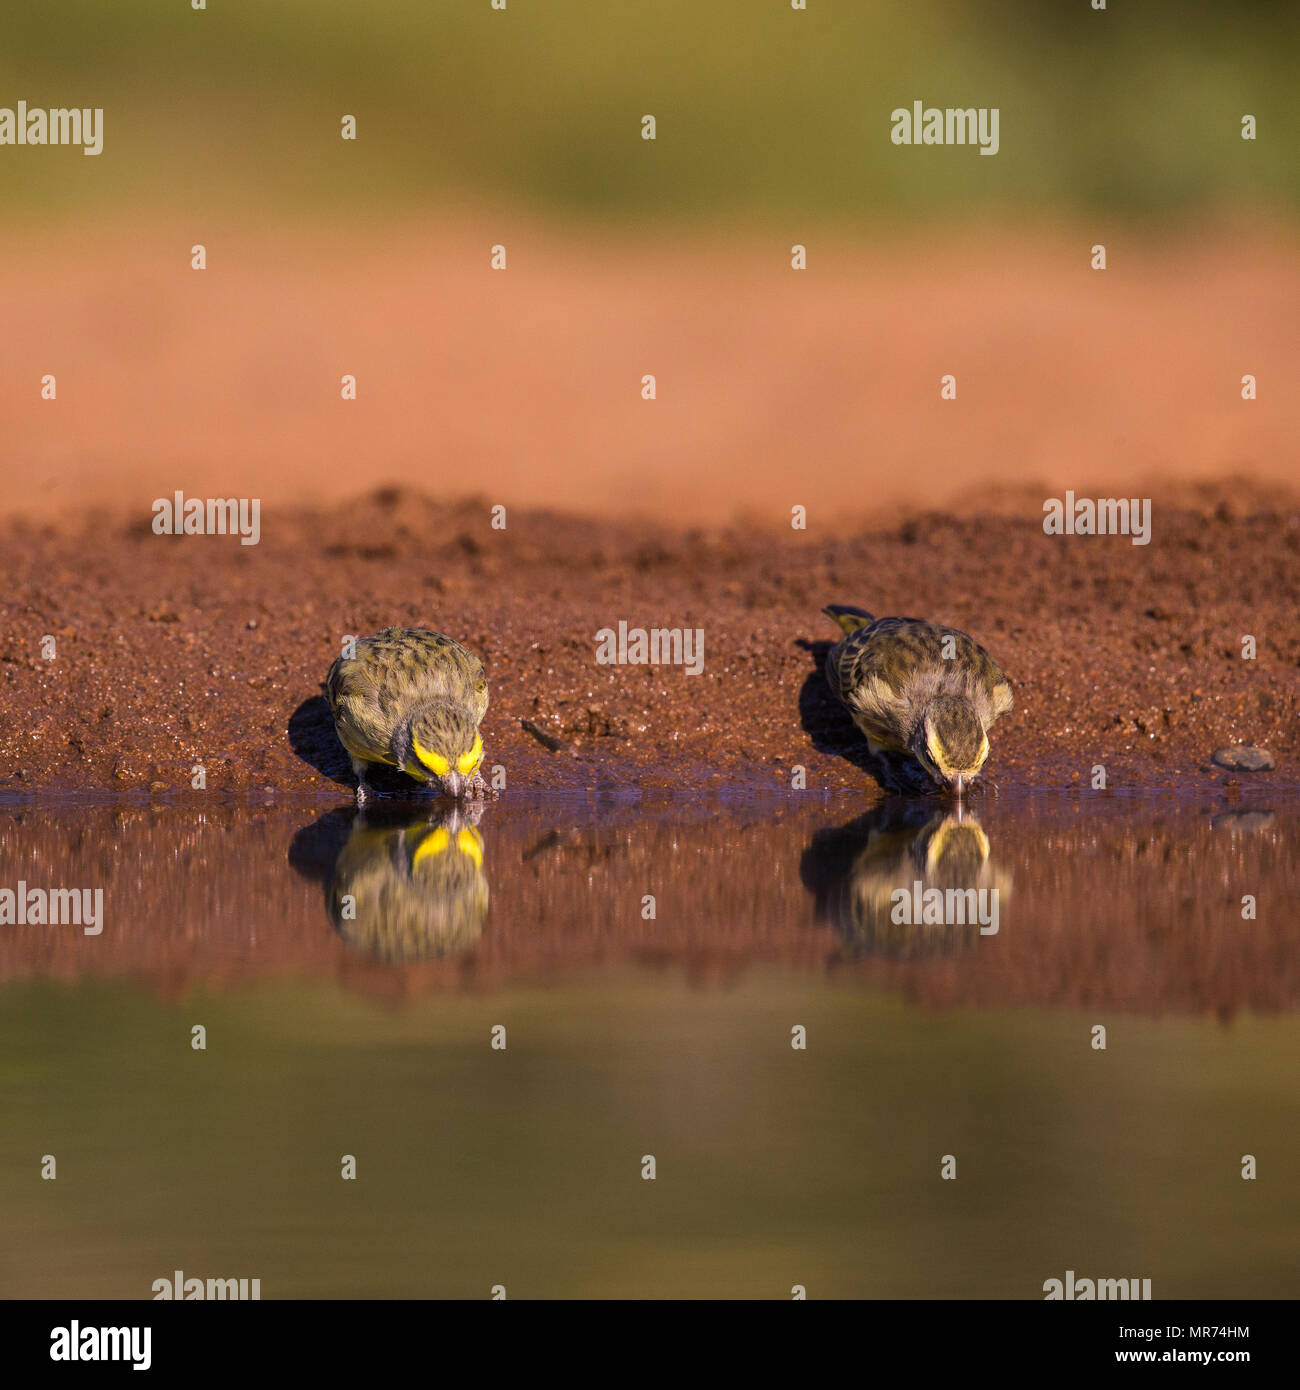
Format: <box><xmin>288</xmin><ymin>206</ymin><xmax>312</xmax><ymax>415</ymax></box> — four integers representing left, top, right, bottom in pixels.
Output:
<box><xmin>822</xmin><ymin>603</ymin><xmax>875</xmax><ymax>635</ymax></box>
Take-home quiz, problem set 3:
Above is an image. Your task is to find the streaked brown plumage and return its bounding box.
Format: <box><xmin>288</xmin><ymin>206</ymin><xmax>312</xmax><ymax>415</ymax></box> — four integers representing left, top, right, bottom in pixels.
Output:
<box><xmin>326</xmin><ymin>626</ymin><xmax>489</xmax><ymax>802</ymax></box>
<box><xmin>823</xmin><ymin>604</ymin><xmax>1012</xmax><ymax>793</ymax></box>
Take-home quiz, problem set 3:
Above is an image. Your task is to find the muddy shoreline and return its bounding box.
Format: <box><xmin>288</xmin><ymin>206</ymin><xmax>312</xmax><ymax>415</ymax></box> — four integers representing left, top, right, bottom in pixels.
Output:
<box><xmin>1</xmin><ymin>484</ymin><xmax>1297</xmax><ymax>799</ymax></box>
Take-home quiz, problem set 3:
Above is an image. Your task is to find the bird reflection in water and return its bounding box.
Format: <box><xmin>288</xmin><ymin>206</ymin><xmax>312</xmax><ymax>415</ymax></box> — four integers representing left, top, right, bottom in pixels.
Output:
<box><xmin>800</xmin><ymin>802</ymin><xmax>1010</xmax><ymax>959</ymax></box>
<box><xmin>289</xmin><ymin>805</ymin><xmax>489</xmax><ymax>962</ymax></box>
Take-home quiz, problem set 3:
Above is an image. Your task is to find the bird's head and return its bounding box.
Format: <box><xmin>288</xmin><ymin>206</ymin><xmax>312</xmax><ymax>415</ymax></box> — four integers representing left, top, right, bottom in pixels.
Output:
<box><xmin>910</xmin><ymin>696</ymin><xmax>989</xmax><ymax>796</ymax></box>
<box><xmin>397</xmin><ymin>702</ymin><xmax>484</xmax><ymax>797</ymax></box>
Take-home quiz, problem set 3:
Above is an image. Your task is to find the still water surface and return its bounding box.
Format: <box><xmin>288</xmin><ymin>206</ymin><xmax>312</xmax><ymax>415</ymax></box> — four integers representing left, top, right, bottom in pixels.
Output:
<box><xmin>1</xmin><ymin>791</ymin><xmax>1295</xmax><ymax>1298</ymax></box>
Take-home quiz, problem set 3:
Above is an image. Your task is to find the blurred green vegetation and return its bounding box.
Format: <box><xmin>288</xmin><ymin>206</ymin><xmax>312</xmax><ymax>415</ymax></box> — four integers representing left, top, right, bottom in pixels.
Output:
<box><xmin>2</xmin><ymin>973</ymin><xmax>1298</xmax><ymax>1298</ymax></box>
<box><xmin>0</xmin><ymin>0</ymin><xmax>1295</xmax><ymax>223</ymax></box>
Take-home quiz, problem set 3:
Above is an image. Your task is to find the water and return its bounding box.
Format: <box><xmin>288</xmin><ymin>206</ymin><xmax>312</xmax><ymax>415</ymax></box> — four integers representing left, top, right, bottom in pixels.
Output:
<box><xmin>1</xmin><ymin>790</ymin><xmax>1296</xmax><ymax>1299</ymax></box>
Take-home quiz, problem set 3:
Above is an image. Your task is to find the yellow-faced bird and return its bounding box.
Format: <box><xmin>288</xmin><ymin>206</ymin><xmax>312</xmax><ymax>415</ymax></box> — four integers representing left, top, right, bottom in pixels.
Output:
<box><xmin>327</xmin><ymin>626</ymin><xmax>488</xmax><ymax>803</ymax></box>
<box><xmin>822</xmin><ymin>604</ymin><xmax>1012</xmax><ymax>795</ymax></box>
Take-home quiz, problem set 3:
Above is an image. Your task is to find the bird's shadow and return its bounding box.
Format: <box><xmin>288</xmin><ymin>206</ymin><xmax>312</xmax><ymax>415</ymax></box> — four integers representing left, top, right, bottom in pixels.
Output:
<box><xmin>289</xmin><ymin>694</ymin><xmax>351</xmax><ymax>787</ymax></box>
<box><xmin>795</xmin><ymin>639</ymin><xmax>930</xmax><ymax>795</ymax></box>
<box><xmin>286</xmin><ymin>804</ymin><xmax>357</xmax><ymax>883</ymax></box>
<box><xmin>798</xmin><ymin>799</ymin><xmax>946</xmax><ymax>909</ymax></box>
<box><xmin>288</xmin><ymin>691</ymin><xmax>432</xmax><ymax>797</ymax></box>
<box><xmin>287</xmin><ymin>801</ymin><xmax>490</xmax><ymax>890</ymax></box>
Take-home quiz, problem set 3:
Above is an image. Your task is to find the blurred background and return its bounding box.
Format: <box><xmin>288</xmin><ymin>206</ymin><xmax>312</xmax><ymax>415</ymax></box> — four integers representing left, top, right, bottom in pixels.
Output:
<box><xmin>3</xmin><ymin>7</ymin><xmax>1298</xmax><ymax>1299</ymax></box>
<box><xmin>1</xmin><ymin>0</ymin><xmax>1297</xmax><ymax>522</ymax></box>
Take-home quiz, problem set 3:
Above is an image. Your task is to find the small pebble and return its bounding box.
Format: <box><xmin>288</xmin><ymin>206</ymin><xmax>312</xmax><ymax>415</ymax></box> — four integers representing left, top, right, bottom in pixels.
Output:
<box><xmin>1211</xmin><ymin>745</ymin><xmax>1275</xmax><ymax>772</ymax></box>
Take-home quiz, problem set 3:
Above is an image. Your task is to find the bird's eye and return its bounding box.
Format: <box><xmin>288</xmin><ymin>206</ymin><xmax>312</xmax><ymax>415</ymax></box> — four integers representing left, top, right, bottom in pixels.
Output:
<box><xmin>456</xmin><ymin>734</ymin><xmax>483</xmax><ymax>775</ymax></box>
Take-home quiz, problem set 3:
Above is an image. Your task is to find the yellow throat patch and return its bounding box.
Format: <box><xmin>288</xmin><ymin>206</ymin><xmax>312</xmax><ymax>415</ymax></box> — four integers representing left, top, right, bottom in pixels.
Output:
<box><xmin>412</xmin><ymin>738</ymin><xmax>450</xmax><ymax>779</ymax></box>
<box><xmin>456</xmin><ymin>733</ymin><xmax>483</xmax><ymax>776</ymax></box>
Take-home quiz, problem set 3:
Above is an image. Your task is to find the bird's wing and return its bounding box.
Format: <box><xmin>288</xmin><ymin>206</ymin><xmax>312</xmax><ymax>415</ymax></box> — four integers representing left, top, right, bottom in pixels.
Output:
<box><xmin>829</xmin><ymin>617</ymin><xmax>1014</xmax><ymax>739</ymax></box>
<box><xmin>829</xmin><ymin>617</ymin><xmax>936</xmax><ymax>701</ymax></box>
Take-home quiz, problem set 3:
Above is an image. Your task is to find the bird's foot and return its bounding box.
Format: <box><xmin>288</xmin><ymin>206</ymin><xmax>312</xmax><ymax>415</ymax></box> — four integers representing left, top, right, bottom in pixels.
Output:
<box><xmin>350</xmin><ymin>757</ymin><xmax>376</xmax><ymax>806</ymax></box>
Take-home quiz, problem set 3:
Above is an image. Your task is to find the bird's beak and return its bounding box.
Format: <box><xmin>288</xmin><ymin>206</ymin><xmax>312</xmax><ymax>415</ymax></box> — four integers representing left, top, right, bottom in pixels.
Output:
<box><xmin>441</xmin><ymin>771</ymin><xmax>466</xmax><ymax>799</ymax></box>
<box><xmin>949</xmin><ymin>773</ymin><xmax>966</xmax><ymax>798</ymax></box>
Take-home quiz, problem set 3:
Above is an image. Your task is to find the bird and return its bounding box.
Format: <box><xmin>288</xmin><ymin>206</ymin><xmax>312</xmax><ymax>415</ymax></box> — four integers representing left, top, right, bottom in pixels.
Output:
<box><xmin>821</xmin><ymin>604</ymin><xmax>1012</xmax><ymax>794</ymax></box>
<box><xmin>325</xmin><ymin>626</ymin><xmax>489</xmax><ymax>803</ymax></box>
<box><xmin>326</xmin><ymin>807</ymin><xmax>489</xmax><ymax>962</ymax></box>
<box><xmin>800</xmin><ymin>803</ymin><xmax>1010</xmax><ymax>958</ymax></box>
